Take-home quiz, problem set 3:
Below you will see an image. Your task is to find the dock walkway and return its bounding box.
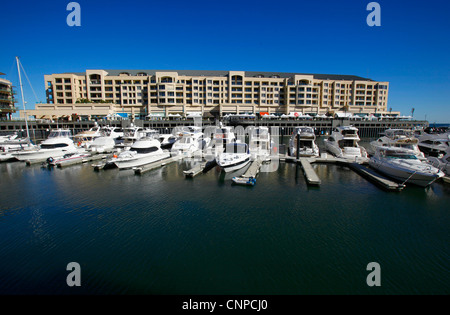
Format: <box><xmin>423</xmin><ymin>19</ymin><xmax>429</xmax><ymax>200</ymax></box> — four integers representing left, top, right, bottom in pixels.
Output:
<box><xmin>299</xmin><ymin>158</ymin><xmax>321</xmax><ymax>185</ymax></box>
<box><xmin>183</xmin><ymin>162</ymin><xmax>207</xmax><ymax>178</ymax></box>
<box><xmin>134</xmin><ymin>156</ymin><xmax>179</xmax><ymax>175</ymax></box>
<box><xmin>347</xmin><ymin>163</ymin><xmax>405</xmax><ymax>191</ymax></box>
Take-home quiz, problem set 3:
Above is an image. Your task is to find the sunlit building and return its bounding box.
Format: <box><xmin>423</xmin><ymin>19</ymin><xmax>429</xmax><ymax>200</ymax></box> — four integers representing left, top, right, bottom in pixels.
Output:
<box><xmin>0</xmin><ymin>73</ymin><xmax>16</xmax><ymax>120</ymax></box>
<box><xmin>30</xmin><ymin>70</ymin><xmax>391</xmax><ymax>120</ymax></box>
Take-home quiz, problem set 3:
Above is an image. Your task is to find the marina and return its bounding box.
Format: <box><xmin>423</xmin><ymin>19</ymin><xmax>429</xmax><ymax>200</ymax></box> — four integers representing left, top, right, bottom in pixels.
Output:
<box><xmin>0</xmin><ymin>144</ymin><xmax>449</xmax><ymax>295</ymax></box>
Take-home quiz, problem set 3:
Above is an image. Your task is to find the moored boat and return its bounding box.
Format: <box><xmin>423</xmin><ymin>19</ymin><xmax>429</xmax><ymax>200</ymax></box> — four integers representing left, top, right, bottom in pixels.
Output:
<box><xmin>288</xmin><ymin>126</ymin><xmax>319</xmax><ymax>158</ymax></box>
<box><xmin>217</xmin><ymin>142</ymin><xmax>251</xmax><ymax>172</ymax></box>
<box><xmin>107</xmin><ymin>137</ymin><xmax>170</xmax><ymax>169</ymax></box>
<box><xmin>324</xmin><ymin>126</ymin><xmax>367</xmax><ymax>159</ymax></box>
<box><xmin>12</xmin><ymin>129</ymin><xmax>79</xmax><ymax>161</ymax></box>
<box><xmin>369</xmin><ymin>146</ymin><xmax>444</xmax><ymax>187</ymax></box>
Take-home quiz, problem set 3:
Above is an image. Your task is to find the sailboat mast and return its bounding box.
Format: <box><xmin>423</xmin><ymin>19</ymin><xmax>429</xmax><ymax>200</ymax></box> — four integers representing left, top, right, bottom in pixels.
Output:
<box><xmin>16</xmin><ymin>56</ymin><xmax>30</xmax><ymax>140</ymax></box>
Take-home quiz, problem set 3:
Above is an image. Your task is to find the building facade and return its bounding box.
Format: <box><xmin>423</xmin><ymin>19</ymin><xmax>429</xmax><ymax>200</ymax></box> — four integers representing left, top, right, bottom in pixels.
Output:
<box><xmin>34</xmin><ymin>70</ymin><xmax>391</xmax><ymax>120</ymax></box>
<box><xmin>0</xmin><ymin>74</ymin><xmax>17</xmax><ymax>120</ymax></box>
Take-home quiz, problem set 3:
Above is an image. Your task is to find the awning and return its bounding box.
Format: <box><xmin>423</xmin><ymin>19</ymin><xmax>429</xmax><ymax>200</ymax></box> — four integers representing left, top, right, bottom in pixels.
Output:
<box><xmin>147</xmin><ymin>113</ymin><xmax>165</xmax><ymax>117</ymax></box>
<box><xmin>335</xmin><ymin>112</ymin><xmax>353</xmax><ymax>118</ymax></box>
<box><xmin>186</xmin><ymin>112</ymin><xmax>202</xmax><ymax>118</ymax></box>
<box><xmin>117</xmin><ymin>113</ymin><xmax>128</xmax><ymax>118</ymax></box>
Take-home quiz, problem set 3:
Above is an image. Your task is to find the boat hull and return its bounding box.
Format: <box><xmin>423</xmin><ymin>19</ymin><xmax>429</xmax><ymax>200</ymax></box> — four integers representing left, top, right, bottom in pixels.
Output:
<box><xmin>13</xmin><ymin>148</ymin><xmax>78</xmax><ymax>161</ymax></box>
<box><xmin>218</xmin><ymin>156</ymin><xmax>251</xmax><ymax>172</ymax></box>
<box><xmin>113</xmin><ymin>151</ymin><xmax>170</xmax><ymax>169</ymax></box>
<box><xmin>369</xmin><ymin>158</ymin><xmax>443</xmax><ymax>187</ymax></box>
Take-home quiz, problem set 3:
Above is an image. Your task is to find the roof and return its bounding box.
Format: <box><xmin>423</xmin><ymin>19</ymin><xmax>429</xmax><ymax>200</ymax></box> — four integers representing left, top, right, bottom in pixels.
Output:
<box><xmin>63</xmin><ymin>69</ymin><xmax>374</xmax><ymax>81</ymax></box>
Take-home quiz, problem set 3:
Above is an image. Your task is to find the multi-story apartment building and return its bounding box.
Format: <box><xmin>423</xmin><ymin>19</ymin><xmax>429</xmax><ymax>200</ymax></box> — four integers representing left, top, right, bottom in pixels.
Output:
<box><xmin>0</xmin><ymin>73</ymin><xmax>17</xmax><ymax>120</ymax></box>
<box><xmin>33</xmin><ymin>70</ymin><xmax>391</xmax><ymax>120</ymax></box>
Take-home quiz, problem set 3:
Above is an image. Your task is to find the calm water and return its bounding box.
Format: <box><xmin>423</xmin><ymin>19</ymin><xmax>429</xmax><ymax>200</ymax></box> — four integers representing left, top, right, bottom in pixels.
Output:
<box><xmin>0</xmin><ymin>138</ymin><xmax>449</xmax><ymax>295</ymax></box>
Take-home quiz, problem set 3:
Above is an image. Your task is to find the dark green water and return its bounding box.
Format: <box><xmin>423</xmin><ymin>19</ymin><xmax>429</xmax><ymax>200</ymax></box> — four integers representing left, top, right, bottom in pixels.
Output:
<box><xmin>0</xmin><ymin>141</ymin><xmax>449</xmax><ymax>294</ymax></box>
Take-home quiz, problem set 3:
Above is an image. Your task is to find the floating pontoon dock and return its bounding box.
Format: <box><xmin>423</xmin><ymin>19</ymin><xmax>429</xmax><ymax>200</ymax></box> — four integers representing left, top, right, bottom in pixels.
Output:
<box><xmin>183</xmin><ymin>162</ymin><xmax>207</xmax><ymax>178</ymax></box>
<box><xmin>279</xmin><ymin>153</ymin><xmax>405</xmax><ymax>191</ymax></box>
<box><xmin>299</xmin><ymin>158</ymin><xmax>321</xmax><ymax>185</ymax></box>
<box><xmin>134</xmin><ymin>156</ymin><xmax>180</xmax><ymax>175</ymax></box>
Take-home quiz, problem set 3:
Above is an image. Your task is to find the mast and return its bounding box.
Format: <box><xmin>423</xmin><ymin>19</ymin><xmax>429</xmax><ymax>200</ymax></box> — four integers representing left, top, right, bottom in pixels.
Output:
<box><xmin>16</xmin><ymin>56</ymin><xmax>30</xmax><ymax>140</ymax></box>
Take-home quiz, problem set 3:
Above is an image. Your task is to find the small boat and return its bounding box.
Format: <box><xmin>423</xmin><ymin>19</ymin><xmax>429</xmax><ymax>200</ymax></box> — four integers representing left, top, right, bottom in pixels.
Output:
<box><xmin>370</xmin><ymin>129</ymin><xmax>425</xmax><ymax>160</ymax></box>
<box><xmin>107</xmin><ymin>137</ymin><xmax>170</xmax><ymax>169</ymax></box>
<box><xmin>217</xmin><ymin>142</ymin><xmax>251</xmax><ymax>172</ymax></box>
<box><xmin>232</xmin><ymin>176</ymin><xmax>256</xmax><ymax>186</ymax></box>
<box><xmin>288</xmin><ymin>126</ymin><xmax>319</xmax><ymax>158</ymax></box>
<box><xmin>324</xmin><ymin>126</ymin><xmax>367</xmax><ymax>159</ymax></box>
<box><xmin>369</xmin><ymin>147</ymin><xmax>444</xmax><ymax>187</ymax></box>
<box><xmin>47</xmin><ymin>152</ymin><xmax>91</xmax><ymax>167</ymax></box>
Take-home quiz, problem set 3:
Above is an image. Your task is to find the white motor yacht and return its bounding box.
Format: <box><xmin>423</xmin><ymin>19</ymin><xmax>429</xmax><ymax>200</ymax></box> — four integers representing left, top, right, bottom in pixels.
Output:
<box><xmin>370</xmin><ymin>129</ymin><xmax>425</xmax><ymax>160</ymax></box>
<box><xmin>417</xmin><ymin>138</ymin><xmax>450</xmax><ymax>157</ymax></box>
<box><xmin>89</xmin><ymin>126</ymin><xmax>124</xmax><ymax>153</ymax></box>
<box><xmin>115</xmin><ymin>125</ymin><xmax>146</xmax><ymax>150</ymax></box>
<box><xmin>158</xmin><ymin>134</ymin><xmax>179</xmax><ymax>150</ymax></box>
<box><xmin>107</xmin><ymin>137</ymin><xmax>170</xmax><ymax>169</ymax></box>
<box><xmin>413</xmin><ymin>126</ymin><xmax>450</xmax><ymax>142</ymax></box>
<box><xmin>203</xmin><ymin>126</ymin><xmax>236</xmax><ymax>161</ymax></box>
<box><xmin>324</xmin><ymin>126</ymin><xmax>367</xmax><ymax>159</ymax></box>
<box><xmin>13</xmin><ymin>129</ymin><xmax>79</xmax><ymax>161</ymax></box>
<box><xmin>289</xmin><ymin>126</ymin><xmax>319</xmax><ymax>158</ymax></box>
<box><xmin>217</xmin><ymin>142</ymin><xmax>251</xmax><ymax>172</ymax></box>
<box><xmin>427</xmin><ymin>149</ymin><xmax>450</xmax><ymax>176</ymax></box>
<box><xmin>73</xmin><ymin>126</ymin><xmax>102</xmax><ymax>149</ymax></box>
<box><xmin>171</xmin><ymin>126</ymin><xmax>209</xmax><ymax>156</ymax></box>
<box><xmin>249</xmin><ymin>126</ymin><xmax>273</xmax><ymax>161</ymax></box>
<box><xmin>369</xmin><ymin>147</ymin><xmax>444</xmax><ymax>187</ymax></box>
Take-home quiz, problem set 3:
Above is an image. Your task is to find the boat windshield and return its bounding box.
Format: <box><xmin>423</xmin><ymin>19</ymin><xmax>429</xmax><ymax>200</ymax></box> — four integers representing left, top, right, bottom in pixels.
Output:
<box><xmin>386</xmin><ymin>129</ymin><xmax>413</xmax><ymax>138</ymax></box>
<box><xmin>225</xmin><ymin>143</ymin><xmax>248</xmax><ymax>154</ymax></box>
<box><xmin>179</xmin><ymin>137</ymin><xmax>192</xmax><ymax>144</ymax></box>
<box><xmin>295</xmin><ymin>127</ymin><xmax>313</xmax><ymax>134</ymax></box>
<box><xmin>396</xmin><ymin>144</ymin><xmax>416</xmax><ymax>150</ymax></box>
<box><xmin>385</xmin><ymin>153</ymin><xmax>418</xmax><ymax>160</ymax></box>
<box><xmin>130</xmin><ymin>147</ymin><xmax>159</xmax><ymax>154</ymax></box>
<box><xmin>338</xmin><ymin>139</ymin><xmax>357</xmax><ymax>148</ymax></box>
<box><xmin>48</xmin><ymin>130</ymin><xmax>71</xmax><ymax>138</ymax></box>
<box><xmin>341</xmin><ymin>129</ymin><xmax>357</xmax><ymax>137</ymax></box>
<box><xmin>300</xmin><ymin>140</ymin><xmax>313</xmax><ymax>148</ymax></box>
<box><xmin>41</xmin><ymin>143</ymin><xmax>69</xmax><ymax>149</ymax></box>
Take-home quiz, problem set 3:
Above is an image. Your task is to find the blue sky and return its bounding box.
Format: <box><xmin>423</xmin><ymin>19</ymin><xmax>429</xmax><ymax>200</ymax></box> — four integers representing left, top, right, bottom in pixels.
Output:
<box><xmin>1</xmin><ymin>0</ymin><xmax>449</xmax><ymax>123</ymax></box>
